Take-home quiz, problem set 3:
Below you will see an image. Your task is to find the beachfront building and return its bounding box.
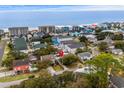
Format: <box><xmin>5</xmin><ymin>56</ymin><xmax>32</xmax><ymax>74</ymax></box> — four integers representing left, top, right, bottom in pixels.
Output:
<box><xmin>38</xmin><ymin>26</ymin><xmax>55</xmax><ymax>33</ymax></box>
<box><xmin>0</xmin><ymin>29</ymin><xmax>4</xmax><ymax>35</ymax></box>
<box><xmin>8</xmin><ymin>27</ymin><xmax>28</xmax><ymax>37</ymax></box>
<box><xmin>61</xmin><ymin>27</ymin><xmax>70</xmax><ymax>32</ymax></box>
<box><xmin>72</xmin><ymin>26</ymin><xmax>81</xmax><ymax>32</ymax></box>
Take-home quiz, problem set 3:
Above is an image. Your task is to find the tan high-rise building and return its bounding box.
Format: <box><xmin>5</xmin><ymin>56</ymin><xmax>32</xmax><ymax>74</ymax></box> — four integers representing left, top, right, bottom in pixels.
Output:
<box><xmin>8</xmin><ymin>27</ymin><xmax>28</xmax><ymax>36</ymax></box>
<box><xmin>38</xmin><ymin>26</ymin><xmax>55</xmax><ymax>33</ymax></box>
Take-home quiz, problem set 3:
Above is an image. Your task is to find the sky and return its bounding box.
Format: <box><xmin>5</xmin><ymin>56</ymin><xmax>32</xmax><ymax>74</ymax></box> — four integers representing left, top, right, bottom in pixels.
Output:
<box><xmin>0</xmin><ymin>5</ymin><xmax>124</xmax><ymax>13</ymax></box>
<box><xmin>1</xmin><ymin>5</ymin><xmax>124</xmax><ymax>28</ymax></box>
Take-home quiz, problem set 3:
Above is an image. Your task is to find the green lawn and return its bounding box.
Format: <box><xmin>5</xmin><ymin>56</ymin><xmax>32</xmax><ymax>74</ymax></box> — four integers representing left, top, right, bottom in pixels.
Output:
<box><xmin>0</xmin><ymin>74</ymin><xmax>31</xmax><ymax>82</ymax></box>
<box><xmin>53</xmin><ymin>65</ymin><xmax>63</xmax><ymax>71</ymax></box>
<box><xmin>2</xmin><ymin>43</ymin><xmax>10</xmax><ymax>61</ymax></box>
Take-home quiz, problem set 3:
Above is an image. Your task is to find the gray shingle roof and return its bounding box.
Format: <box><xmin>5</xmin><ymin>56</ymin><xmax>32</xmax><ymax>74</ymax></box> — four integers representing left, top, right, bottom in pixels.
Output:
<box><xmin>14</xmin><ymin>38</ymin><xmax>27</xmax><ymax>50</ymax></box>
<box><xmin>78</xmin><ymin>52</ymin><xmax>92</xmax><ymax>57</ymax></box>
<box><xmin>68</xmin><ymin>43</ymin><xmax>83</xmax><ymax>49</ymax></box>
<box><xmin>33</xmin><ymin>43</ymin><xmax>46</xmax><ymax>49</ymax></box>
<box><xmin>110</xmin><ymin>75</ymin><xmax>124</xmax><ymax>88</ymax></box>
<box><xmin>13</xmin><ymin>58</ymin><xmax>29</xmax><ymax>67</ymax></box>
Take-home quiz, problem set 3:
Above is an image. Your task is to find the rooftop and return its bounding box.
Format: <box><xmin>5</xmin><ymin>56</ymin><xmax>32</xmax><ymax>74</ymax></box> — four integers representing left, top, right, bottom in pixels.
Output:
<box><xmin>78</xmin><ymin>52</ymin><xmax>92</xmax><ymax>57</ymax></box>
<box><xmin>68</xmin><ymin>43</ymin><xmax>84</xmax><ymax>49</ymax></box>
<box><xmin>8</xmin><ymin>27</ymin><xmax>28</xmax><ymax>30</ymax></box>
<box><xmin>14</xmin><ymin>38</ymin><xmax>27</xmax><ymax>50</ymax></box>
<box><xmin>110</xmin><ymin>75</ymin><xmax>124</xmax><ymax>88</ymax></box>
<box><xmin>58</xmin><ymin>35</ymin><xmax>73</xmax><ymax>39</ymax></box>
<box><xmin>33</xmin><ymin>43</ymin><xmax>46</xmax><ymax>49</ymax></box>
<box><xmin>13</xmin><ymin>58</ymin><xmax>29</xmax><ymax>67</ymax></box>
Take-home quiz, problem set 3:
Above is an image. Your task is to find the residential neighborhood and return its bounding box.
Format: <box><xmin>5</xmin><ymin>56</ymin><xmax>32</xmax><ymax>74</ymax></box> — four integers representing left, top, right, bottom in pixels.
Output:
<box><xmin>0</xmin><ymin>22</ymin><xmax>124</xmax><ymax>88</ymax></box>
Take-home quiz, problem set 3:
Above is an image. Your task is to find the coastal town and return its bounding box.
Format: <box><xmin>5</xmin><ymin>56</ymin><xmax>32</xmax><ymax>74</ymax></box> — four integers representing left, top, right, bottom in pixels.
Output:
<box><xmin>0</xmin><ymin>22</ymin><xmax>124</xmax><ymax>87</ymax></box>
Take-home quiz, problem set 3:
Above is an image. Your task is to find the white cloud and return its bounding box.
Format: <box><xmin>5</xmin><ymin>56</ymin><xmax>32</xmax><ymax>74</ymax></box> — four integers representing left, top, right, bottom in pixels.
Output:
<box><xmin>0</xmin><ymin>5</ymin><xmax>124</xmax><ymax>13</ymax></box>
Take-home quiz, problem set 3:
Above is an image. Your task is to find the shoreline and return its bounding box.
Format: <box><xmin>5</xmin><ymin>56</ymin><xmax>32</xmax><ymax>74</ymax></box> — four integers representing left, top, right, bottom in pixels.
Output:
<box><xmin>1</xmin><ymin>23</ymin><xmax>98</xmax><ymax>32</ymax></box>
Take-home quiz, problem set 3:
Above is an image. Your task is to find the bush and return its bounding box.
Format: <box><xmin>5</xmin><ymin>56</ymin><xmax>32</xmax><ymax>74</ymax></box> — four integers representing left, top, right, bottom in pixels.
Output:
<box><xmin>28</xmin><ymin>75</ymin><xmax>35</xmax><ymax>79</ymax></box>
<box><xmin>60</xmin><ymin>54</ymin><xmax>79</xmax><ymax>66</ymax></box>
<box><xmin>36</xmin><ymin>60</ymin><xmax>52</xmax><ymax>70</ymax></box>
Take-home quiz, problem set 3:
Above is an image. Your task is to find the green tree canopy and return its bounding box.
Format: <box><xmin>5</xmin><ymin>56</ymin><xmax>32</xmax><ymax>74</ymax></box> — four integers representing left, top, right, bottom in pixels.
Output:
<box><xmin>60</xmin><ymin>54</ymin><xmax>79</xmax><ymax>66</ymax></box>
<box><xmin>34</xmin><ymin>45</ymin><xmax>58</xmax><ymax>56</ymax></box>
<box><xmin>85</xmin><ymin>53</ymin><xmax>122</xmax><ymax>87</ymax></box>
<box><xmin>75</xmin><ymin>48</ymin><xmax>83</xmax><ymax>54</ymax></box>
<box><xmin>114</xmin><ymin>41</ymin><xmax>124</xmax><ymax>51</ymax></box>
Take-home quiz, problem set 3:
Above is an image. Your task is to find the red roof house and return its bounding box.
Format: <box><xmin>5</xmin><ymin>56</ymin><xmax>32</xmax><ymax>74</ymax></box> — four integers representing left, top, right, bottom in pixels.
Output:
<box><xmin>13</xmin><ymin>59</ymin><xmax>30</xmax><ymax>73</ymax></box>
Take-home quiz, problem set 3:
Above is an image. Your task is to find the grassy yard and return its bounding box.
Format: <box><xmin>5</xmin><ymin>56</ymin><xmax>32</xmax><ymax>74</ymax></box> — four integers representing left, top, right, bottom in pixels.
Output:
<box><xmin>67</xmin><ymin>62</ymin><xmax>78</xmax><ymax>69</ymax></box>
<box><xmin>0</xmin><ymin>73</ymin><xmax>32</xmax><ymax>82</ymax></box>
<box><xmin>52</xmin><ymin>65</ymin><xmax>63</xmax><ymax>71</ymax></box>
<box><xmin>2</xmin><ymin>43</ymin><xmax>10</xmax><ymax>61</ymax></box>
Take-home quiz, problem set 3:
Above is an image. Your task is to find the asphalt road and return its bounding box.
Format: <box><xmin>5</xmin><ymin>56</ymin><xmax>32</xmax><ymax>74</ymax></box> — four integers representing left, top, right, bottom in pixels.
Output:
<box><xmin>0</xmin><ymin>78</ymin><xmax>27</xmax><ymax>88</ymax></box>
<box><xmin>0</xmin><ymin>40</ymin><xmax>7</xmax><ymax>66</ymax></box>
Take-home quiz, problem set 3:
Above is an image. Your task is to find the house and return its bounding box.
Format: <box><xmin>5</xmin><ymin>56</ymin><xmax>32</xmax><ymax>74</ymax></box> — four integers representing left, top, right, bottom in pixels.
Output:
<box><xmin>85</xmin><ymin>35</ymin><xmax>97</xmax><ymax>43</ymax></box>
<box><xmin>13</xmin><ymin>37</ymin><xmax>28</xmax><ymax>53</ymax></box>
<box><xmin>74</xmin><ymin>66</ymin><xmax>95</xmax><ymax>74</ymax></box>
<box><xmin>31</xmin><ymin>32</ymin><xmax>44</xmax><ymax>41</ymax></box>
<box><xmin>65</xmin><ymin>42</ymin><xmax>84</xmax><ymax>54</ymax></box>
<box><xmin>52</xmin><ymin>36</ymin><xmax>73</xmax><ymax>46</ymax></box>
<box><xmin>84</xmin><ymin>29</ymin><xmax>94</xmax><ymax>34</ymax></box>
<box><xmin>33</xmin><ymin>43</ymin><xmax>46</xmax><ymax>50</ymax></box>
<box><xmin>103</xmin><ymin>35</ymin><xmax>114</xmax><ymax>45</ymax></box>
<box><xmin>109</xmin><ymin>75</ymin><xmax>124</xmax><ymax>88</ymax></box>
<box><xmin>61</xmin><ymin>40</ymin><xmax>75</xmax><ymax>45</ymax></box>
<box><xmin>111</xmin><ymin>49</ymin><xmax>123</xmax><ymax>55</ymax></box>
<box><xmin>58</xmin><ymin>36</ymin><xmax>73</xmax><ymax>42</ymax></box>
<box><xmin>29</xmin><ymin>55</ymin><xmax>38</xmax><ymax>62</ymax></box>
<box><xmin>31</xmin><ymin>41</ymin><xmax>46</xmax><ymax>50</ymax></box>
<box><xmin>69</xmin><ymin>31</ymin><xmax>80</xmax><ymax>37</ymax></box>
<box><xmin>52</xmin><ymin>37</ymin><xmax>61</xmax><ymax>45</ymax></box>
<box><xmin>40</xmin><ymin>55</ymin><xmax>55</xmax><ymax>61</ymax></box>
<box><xmin>13</xmin><ymin>59</ymin><xmax>30</xmax><ymax>74</ymax></box>
<box><xmin>78</xmin><ymin>52</ymin><xmax>92</xmax><ymax>61</ymax></box>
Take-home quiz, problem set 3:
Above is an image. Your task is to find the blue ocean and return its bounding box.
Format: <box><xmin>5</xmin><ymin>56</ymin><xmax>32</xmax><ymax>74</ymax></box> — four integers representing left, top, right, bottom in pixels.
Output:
<box><xmin>0</xmin><ymin>6</ymin><xmax>124</xmax><ymax>28</ymax></box>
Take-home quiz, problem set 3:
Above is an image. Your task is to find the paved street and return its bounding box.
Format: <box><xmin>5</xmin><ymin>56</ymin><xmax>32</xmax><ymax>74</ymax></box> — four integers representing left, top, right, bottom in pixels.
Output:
<box><xmin>0</xmin><ymin>78</ymin><xmax>27</xmax><ymax>88</ymax></box>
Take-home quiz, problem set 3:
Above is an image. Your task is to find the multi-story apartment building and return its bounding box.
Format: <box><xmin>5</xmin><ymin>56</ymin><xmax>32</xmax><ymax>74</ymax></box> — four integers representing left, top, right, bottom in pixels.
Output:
<box><xmin>38</xmin><ymin>26</ymin><xmax>55</xmax><ymax>33</ymax></box>
<box><xmin>61</xmin><ymin>27</ymin><xmax>70</xmax><ymax>32</ymax></box>
<box><xmin>72</xmin><ymin>26</ymin><xmax>81</xmax><ymax>32</ymax></box>
<box><xmin>0</xmin><ymin>29</ymin><xmax>4</xmax><ymax>35</ymax></box>
<box><xmin>8</xmin><ymin>27</ymin><xmax>28</xmax><ymax>36</ymax></box>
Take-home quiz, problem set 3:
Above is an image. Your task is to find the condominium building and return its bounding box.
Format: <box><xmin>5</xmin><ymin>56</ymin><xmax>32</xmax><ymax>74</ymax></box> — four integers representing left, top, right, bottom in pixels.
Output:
<box><xmin>38</xmin><ymin>26</ymin><xmax>55</xmax><ymax>33</ymax></box>
<box><xmin>72</xmin><ymin>26</ymin><xmax>81</xmax><ymax>32</ymax></box>
<box><xmin>0</xmin><ymin>29</ymin><xmax>4</xmax><ymax>35</ymax></box>
<box><xmin>8</xmin><ymin>27</ymin><xmax>28</xmax><ymax>36</ymax></box>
